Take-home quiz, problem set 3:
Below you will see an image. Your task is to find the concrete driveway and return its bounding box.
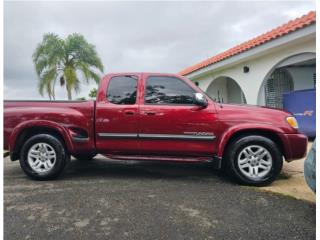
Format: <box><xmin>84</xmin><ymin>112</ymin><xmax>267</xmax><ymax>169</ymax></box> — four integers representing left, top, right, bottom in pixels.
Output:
<box><xmin>260</xmin><ymin>142</ymin><xmax>315</xmax><ymax>203</ymax></box>
<box><xmin>4</xmin><ymin>157</ymin><xmax>315</xmax><ymax>240</ymax></box>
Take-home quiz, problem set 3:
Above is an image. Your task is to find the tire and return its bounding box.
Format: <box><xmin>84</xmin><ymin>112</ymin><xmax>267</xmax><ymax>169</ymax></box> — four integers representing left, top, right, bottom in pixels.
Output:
<box><xmin>224</xmin><ymin>135</ymin><xmax>283</xmax><ymax>186</ymax></box>
<box><xmin>19</xmin><ymin>134</ymin><xmax>69</xmax><ymax>180</ymax></box>
<box><xmin>73</xmin><ymin>153</ymin><xmax>96</xmax><ymax>161</ymax></box>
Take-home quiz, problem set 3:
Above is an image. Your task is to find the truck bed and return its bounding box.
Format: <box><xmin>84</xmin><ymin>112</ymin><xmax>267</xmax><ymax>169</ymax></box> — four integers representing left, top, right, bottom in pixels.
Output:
<box><xmin>4</xmin><ymin>100</ymin><xmax>96</xmax><ymax>155</ymax></box>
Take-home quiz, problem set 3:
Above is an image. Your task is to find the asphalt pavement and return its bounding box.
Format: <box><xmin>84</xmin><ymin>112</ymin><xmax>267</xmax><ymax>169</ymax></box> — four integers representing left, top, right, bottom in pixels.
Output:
<box><xmin>4</xmin><ymin>156</ymin><xmax>316</xmax><ymax>240</ymax></box>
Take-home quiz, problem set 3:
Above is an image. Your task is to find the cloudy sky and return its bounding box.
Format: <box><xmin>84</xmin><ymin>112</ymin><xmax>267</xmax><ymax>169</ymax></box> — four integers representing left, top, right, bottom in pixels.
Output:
<box><xmin>4</xmin><ymin>0</ymin><xmax>315</xmax><ymax>100</ymax></box>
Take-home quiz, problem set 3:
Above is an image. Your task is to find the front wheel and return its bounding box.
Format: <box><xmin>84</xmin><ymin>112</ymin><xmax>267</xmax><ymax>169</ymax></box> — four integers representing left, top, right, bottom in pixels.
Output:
<box><xmin>19</xmin><ymin>134</ymin><xmax>69</xmax><ymax>180</ymax></box>
<box><xmin>225</xmin><ymin>135</ymin><xmax>283</xmax><ymax>186</ymax></box>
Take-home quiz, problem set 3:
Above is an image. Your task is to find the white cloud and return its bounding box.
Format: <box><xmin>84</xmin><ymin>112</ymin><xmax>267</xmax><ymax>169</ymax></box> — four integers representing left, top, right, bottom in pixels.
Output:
<box><xmin>4</xmin><ymin>1</ymin><xmax>315</xmax><ymax>100</ymax></box>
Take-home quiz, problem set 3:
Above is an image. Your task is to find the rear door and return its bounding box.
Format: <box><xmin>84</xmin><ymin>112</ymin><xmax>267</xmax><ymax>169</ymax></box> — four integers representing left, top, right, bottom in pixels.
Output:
<box><xmin>95</xmin><ymin>74</ymin><xmax>140</xmax><ymax>154</ymax></box>
<box><xmin>139</xmin><ymin>74</ymin><xmax>218</xmax><ymax>156</ymax></box>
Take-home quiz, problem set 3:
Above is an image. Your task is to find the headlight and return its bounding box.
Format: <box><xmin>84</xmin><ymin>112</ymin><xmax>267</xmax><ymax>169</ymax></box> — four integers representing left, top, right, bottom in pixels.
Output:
<box><xmin>286</xmin><ymin>116</ymin><xmax>299</xmax><ymax>129</ymax></box>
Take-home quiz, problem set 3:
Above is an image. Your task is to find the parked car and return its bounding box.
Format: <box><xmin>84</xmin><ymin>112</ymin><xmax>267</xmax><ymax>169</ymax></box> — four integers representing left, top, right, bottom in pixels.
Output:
<box><xmin>283</xmin><ymin>89</ymin><xmax>316</xmax><ymax>138</ymax></box>
<box><xmin>4</xmin><ymin>73</ymin><xmax>308</xmax><ymax>186</ymax></box>
<box><xmin>304</xmin><ymin>140</ymin><xmax>316</xmax><ymax>193</ymax></box>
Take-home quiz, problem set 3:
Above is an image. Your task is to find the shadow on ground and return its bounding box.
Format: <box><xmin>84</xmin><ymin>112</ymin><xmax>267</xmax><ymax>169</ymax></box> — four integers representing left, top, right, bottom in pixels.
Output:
<box><xmin>61</xmin><ymin>157</ymin><xmax>230</xmax><ymax>182</ymax></box>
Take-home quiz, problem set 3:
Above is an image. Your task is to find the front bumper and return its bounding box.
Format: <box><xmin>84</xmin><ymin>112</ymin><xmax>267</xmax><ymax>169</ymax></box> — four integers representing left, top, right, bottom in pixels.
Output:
<box><xmin>279</xmin><ymin>133</ymin><xmax>308</xmax><ymax>162</ymax></box>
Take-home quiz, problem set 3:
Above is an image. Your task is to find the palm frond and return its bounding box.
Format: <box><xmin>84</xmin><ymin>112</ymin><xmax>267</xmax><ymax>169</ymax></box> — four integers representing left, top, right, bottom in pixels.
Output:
<box><xmin>38</xmin><ymin>67</ymin><xmax>57</xmax><ymax>98</ymax></box>
<box><xmin>77</xmin><ymin>62</ymin><xmax>91</xmax><ymax>83</ymax></box>
<box><xmin>33</xmin><ymin>33</ymin><xmax>66</xmax><ymax>99</ymax></box>
<box><xmin>74</xmin><ymin>78</ymin><xmax>81</xmax><ymax>94</ymax></box>
<box><xmin>88</xmin><ymin>69</ymin><xmax>101</xmax><ymax>84</ymax></box>
<box><xmin>65</xmin><ymin>33</ymin><xmax>104</xmax><ymax>73</ymax></box>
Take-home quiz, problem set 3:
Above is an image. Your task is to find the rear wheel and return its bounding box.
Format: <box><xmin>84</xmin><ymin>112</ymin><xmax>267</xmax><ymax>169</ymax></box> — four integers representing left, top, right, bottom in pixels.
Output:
<box><xmin>225</xmin><ymin>135</ymin><xmax>283</xmax><ymax>186</ymax></box>
<box><xmin>19</xmin><ymin>134</ymin><xmax>69</xmax><ymax>180</ymax></box>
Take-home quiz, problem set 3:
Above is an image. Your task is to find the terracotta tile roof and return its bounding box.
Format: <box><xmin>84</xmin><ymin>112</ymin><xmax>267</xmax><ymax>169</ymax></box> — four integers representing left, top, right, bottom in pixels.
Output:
<box><xmin>179</xmin><ymin>11</ymin><xmax>316</xmax><ymax>76</ymax></box>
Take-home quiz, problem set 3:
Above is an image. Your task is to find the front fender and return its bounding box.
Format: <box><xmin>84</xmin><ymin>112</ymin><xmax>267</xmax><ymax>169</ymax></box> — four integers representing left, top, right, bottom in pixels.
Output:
<box><xmin>217</xmin><ymin>123</ymin><xmax>284</xmax><ymax>158</ymax></box>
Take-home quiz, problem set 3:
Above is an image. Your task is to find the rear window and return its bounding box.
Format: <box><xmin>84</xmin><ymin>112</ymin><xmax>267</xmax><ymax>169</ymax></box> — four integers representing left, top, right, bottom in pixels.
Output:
<box><xmin>106</xmin><ymin>76</ymin><xmax>137</xmax><ymax>105</ymax></box>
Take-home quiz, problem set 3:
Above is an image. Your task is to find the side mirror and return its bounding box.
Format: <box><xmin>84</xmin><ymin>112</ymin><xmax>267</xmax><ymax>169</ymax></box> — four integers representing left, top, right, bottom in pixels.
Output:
<box><xmin>193</xmin><ymin>93</ymin><xmax>208</xmax><ymax>108</ymax></box>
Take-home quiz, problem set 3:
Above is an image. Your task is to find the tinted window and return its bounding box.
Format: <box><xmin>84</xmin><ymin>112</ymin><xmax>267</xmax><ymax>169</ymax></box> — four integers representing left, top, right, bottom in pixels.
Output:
<box><xmin>107</xmin><ymin>76</ymin><xmax>137</xmax><ymax>104</ymax></box>
<box><xmin>145</xmin><ymin>76</ymin><xmax>195</xmax><ymax>104</ymax></box>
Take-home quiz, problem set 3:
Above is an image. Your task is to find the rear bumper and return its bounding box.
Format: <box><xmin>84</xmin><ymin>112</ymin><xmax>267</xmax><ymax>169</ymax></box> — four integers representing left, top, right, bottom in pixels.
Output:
<box><xmin>279</xmin><ymin>133</ymin><xmax>308</xmax><ymax>162</ymax></box>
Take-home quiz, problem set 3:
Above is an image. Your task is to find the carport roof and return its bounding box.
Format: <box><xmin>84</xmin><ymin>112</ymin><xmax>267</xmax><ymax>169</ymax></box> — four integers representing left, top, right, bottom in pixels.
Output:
<box><xmin>179</xmin><ymin>11</ymin><xmax>316</xmax><ymax>76</ymax></box>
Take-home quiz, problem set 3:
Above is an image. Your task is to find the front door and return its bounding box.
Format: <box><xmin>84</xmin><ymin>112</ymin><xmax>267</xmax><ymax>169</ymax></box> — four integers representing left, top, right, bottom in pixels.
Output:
<box><xmin>139</xmin><ymin>74</ymin><xmax>218</xmax><ymax>156</ymax></box>
<box><xmin>95</xmin><ymin>74</ymin><xmax>140</xmax><ymax>154</ymax></box>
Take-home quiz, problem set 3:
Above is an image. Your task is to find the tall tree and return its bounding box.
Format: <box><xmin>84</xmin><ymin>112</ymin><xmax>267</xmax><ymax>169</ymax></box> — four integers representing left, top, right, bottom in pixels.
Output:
<box><xmin>33</xmin><ymin>33</ymin><xmax>104</xmax><ymax>100</ymax></box>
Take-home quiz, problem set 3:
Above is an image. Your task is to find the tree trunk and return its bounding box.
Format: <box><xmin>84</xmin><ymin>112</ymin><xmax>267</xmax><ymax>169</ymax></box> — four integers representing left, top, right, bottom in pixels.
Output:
<box><xmin>52</xmin><ymin>79</ymin><xmax>56</xmax><ymax>100</ymax></box>
<box><xmin>66</xmin><ymin>85</ymin><xmax>72</xmax><ymax>100</ymax></box>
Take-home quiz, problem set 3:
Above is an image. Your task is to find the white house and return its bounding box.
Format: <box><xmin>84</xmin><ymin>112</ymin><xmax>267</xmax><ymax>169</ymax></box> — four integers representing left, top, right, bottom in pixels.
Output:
<box><xmin>179</xmin><ymin>11</ymin><xmax>316</xmax><ymax>109</ymax></box>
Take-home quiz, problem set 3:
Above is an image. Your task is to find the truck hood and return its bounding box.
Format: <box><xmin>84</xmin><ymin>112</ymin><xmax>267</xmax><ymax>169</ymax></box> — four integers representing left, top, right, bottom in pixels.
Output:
<box><xmin>217</xmin><ymin>103</ymin><xmax>292</xmax><ymax>127</ymax></box>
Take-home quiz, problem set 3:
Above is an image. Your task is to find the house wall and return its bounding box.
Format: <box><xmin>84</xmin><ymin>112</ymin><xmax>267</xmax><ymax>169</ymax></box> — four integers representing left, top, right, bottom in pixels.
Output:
<box><xmin>227</xmin><ymin>80</ymin><xmax>243</xmax><ymax>103</ymax></box>
<box><xmin>206</xmin><ymin>77</ymin><xmax>228</xmax><ymax>102</ymax></box>
<box><xmin>285</xmin><ymin>66</ymin><xmax>315</xmax><ymax>90</ymax></box>
<box><xmin>205</xmin><ymin>76</ymin><xmax>245</xmax><ymax>104</ymax></box>
<box><xmin>189</xmin><ymin>38</ymin><xmax>316</xmax><ymax>105</ymax></box>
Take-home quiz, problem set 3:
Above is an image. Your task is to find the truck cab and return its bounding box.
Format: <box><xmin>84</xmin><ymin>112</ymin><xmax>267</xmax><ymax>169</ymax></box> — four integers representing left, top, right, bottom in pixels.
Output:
<box><xmin>95</xmin><ymin>73</ymin><xmax>219</xmax><ymax>158</ymax></box>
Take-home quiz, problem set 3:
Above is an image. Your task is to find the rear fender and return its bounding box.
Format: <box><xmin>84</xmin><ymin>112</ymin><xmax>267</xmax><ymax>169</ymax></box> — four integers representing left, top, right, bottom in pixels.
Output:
<box><xmin>9</xmin><ymin>120</ymin><xmax>74</xmax><ymax>156</ymax></box>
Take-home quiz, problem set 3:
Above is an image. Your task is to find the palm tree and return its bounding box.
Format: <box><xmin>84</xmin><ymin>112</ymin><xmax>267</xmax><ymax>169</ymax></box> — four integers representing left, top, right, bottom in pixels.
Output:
<box><xmin>33</xmin><ymin>33</ymin><xmax>104</xmax><ymax>100</ymax></box>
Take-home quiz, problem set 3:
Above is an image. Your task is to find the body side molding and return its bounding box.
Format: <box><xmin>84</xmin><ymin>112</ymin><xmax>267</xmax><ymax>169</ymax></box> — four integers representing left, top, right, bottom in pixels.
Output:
<box><xmin>97</xmin><ymin>133</ymin><xmax>216</xmax><ymax>141</ymax></box>
<box><xmin>97</xmin><ymin>133</ymin><xmax>138</xmax><ymax>138</ymax></box>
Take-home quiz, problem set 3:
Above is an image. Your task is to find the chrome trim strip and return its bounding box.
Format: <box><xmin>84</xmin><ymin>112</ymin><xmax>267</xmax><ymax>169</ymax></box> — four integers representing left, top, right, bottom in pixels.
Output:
<box><xmin>139</xmin><ymin>134</ymin><xmax>216</xmax><ymax>141</ymax></box>
<box><xmin>72</xmin><ymin>137</ymin><xmax>90</xmax><ymax>142</ymax></box>
<box><xmin>97</xmin><ymin>133</ymin><xmax>138</xmax><ymax>139</ymax></box>
<box><xmin>97</xmin><ymin>133</ymin><xmax>215</xmax><ymax>141</ymax></box>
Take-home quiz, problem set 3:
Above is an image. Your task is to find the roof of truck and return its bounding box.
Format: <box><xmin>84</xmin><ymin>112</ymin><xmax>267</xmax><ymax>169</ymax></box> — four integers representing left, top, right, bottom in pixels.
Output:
<box><xmin>103</xmin><ymin>72</ymin><xmax>182</xmax><ymax>78</ymax></box>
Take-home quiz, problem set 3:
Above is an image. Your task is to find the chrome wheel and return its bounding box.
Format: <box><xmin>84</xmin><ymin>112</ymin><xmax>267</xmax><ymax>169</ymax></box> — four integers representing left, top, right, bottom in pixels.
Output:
<box><xmin>237</xmin><ymin>145</ymin><xmax>272</xmax><ymax>181</ymax></box>
<box><xmin>27</xmin><ymin>143</ymin><xmax>56</xmax><ymax>173</ymax></box>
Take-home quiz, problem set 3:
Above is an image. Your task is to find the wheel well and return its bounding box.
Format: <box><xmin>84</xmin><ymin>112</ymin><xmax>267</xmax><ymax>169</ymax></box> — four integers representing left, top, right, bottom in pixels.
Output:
<box><xmin>222</xmin><ymin>129</ymin><xmax>284</xmax><ymax>158</ymax></box>
<box><xmin>11</xmin><ymin>126</ymin><xmax>67</xmax><ymax>161</ymax></box>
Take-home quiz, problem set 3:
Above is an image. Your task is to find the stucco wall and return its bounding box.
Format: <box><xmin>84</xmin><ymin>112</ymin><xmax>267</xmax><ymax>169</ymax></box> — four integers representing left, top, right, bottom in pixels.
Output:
<box><xmin>189</xmin><ymin>38</ymin><xmax>315</xmax><ymax>105</ymax></box>
<box><xmin>206</xmin><ymin>77</ymin><xmax>228</xmax><ymax>102</ymax></box>
<box><xmin>227</xmin><ymin>80</ymin><xmax>243</xmax><ymax>103</ymax></box>
<box><xmin>205</xmin><ymin>77</ymin><xmax>244</xmax><ymax>104</ymax></box>
<box><xmin>285</xmin><ymin>66</ymin><xmax>315</xmax><ymax>90</ymax></box>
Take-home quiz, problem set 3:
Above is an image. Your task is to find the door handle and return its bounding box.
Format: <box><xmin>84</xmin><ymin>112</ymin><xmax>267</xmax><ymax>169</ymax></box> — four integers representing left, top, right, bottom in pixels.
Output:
<box><xmin>124</xmin><ymin>110</ymin><xmax>135</xmax><ymax>115</ymax></box>
<box><xmin>144</xmin><ymin>111</ymin><xmax>156</xmax><ymax>116</ymax></box>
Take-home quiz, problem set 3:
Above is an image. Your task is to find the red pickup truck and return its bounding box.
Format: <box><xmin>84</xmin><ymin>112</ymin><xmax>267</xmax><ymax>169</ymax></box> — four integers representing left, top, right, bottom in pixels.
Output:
<box><xmin>4</xmin><ymin>73</ymin><xmax>308</xmax><ymax>186</ymax></box>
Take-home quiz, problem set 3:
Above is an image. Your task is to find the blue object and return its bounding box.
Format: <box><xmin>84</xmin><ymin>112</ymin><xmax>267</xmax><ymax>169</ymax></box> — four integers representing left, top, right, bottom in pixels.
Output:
<box><xmin>304</xmin><ymin>140</ymin><xmax>316</xmax><ymax>193</ymax></box>
<box><xmin>283</xmin><ymin>89</ymin><xmax>316</xmax><ymax>137</ymax></box>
